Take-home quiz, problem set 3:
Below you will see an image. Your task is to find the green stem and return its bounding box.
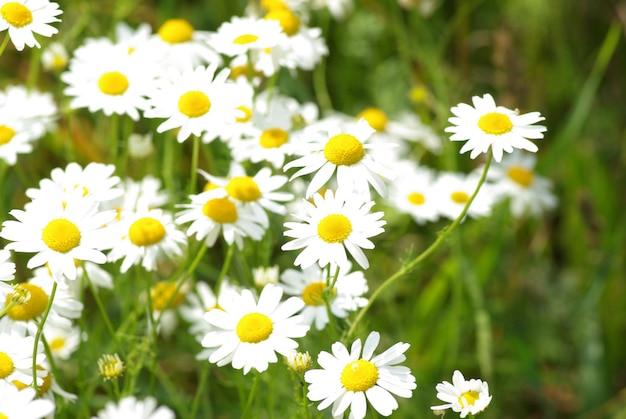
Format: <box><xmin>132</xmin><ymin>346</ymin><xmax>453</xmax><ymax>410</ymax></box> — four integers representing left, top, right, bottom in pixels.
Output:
<box><xmin>26</xmin><ymin>46</ymin><xmax>42</xmax><ymax>90</ymax></box>
<box><xmin>0</xmin><ymin>300</ymin><xmax>16</xmax><ymax>318</ymax></box>
<box><xmin>215</xmin><ymin>243</ymin><xmax>235</xmax><ymax>298</ymax></box>
<box><xmin>85</xmin><ymin>269</ymin><xmax>122</xmax><ymax>352</ymax></box>
<box><xmin>189</xmin><ymin>135</ymin><xmax>200</xmax><ymax>196</ymax></box>
<box><xmin>190</xmin><ymin>360</ymin><xmax>211</xmax><ymax>418</ymax></box>
<box><xmin>142</xmin><ymin>267</ymin><xmax>158</xmax><ymax>395</ymax></box>
<box><xmin>0</xmin><ymin>33</ymin><xmax>10</xmax><ymax>58</ymax></box>
<box><xmin>241</xmin><ymin>372</ymin><xmax>260</xmax><ymax>419</ymax></box>
<box><xmin>109</xmin><ymin>113</ymin><xmax>120</xmax><ymax>166</ymax></box>
<box><xmin>301</xmin><ymin>378</ymin><xmax>310</xmax><ymax>419</ymax></box>
<box><xmin>344</xmin><ymin>154</ymin><xmax>493</xmax><ymax>340</ymax></box>
<box><xmin>32</xmin><ymin>282</ymin><xmax>58</xmax><ymax>389</ymax></box>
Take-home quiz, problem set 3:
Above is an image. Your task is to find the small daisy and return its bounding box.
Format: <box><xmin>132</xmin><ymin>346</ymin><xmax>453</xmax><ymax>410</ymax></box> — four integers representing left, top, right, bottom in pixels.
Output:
<box><xmin>1</xmin><ymin>193</ymin><xmax>116</xmax><ymax>281</ymax></box>
<box><xmin>97</xmin><ymin>353</ymin><xmax>124</xmax><ymax>381</ymax></box>
<box><xmin>433</xmin><ymin>172</ymin><xmax>495</xmax><ymax>221</ymax></box>
<box><xmin>388</xmin><ymin>162</ymin><xmax>440</xmax><ymax>225</ymax></box>
<box><xmin>41</xmin><ymin>41</ymin><xmax>67</xmax><ymax>71</ymax></box>
<box><xmin>144</xmin><ymin>64</ymin><xmax>240</xmax><ymax>143</ymax></box>
<box><xmin>201</xmin><ymin>284</ymin><xmax>309</xmax><ymax>374</ymax></box>
<box><xmin>153</xmin><ymin>18</ymin><xmax>222</xmax><ymax>69</ymax></box>
<box><xmin>107</xmin><ymin>201</ymin><xmax>186</xmax><ymax>273</ymax></box>
<box><xmin>431</xmin><ymin>370</ymin><xmax>492</xmax><ymax>417</ymax></box>
<box><xmin>210</xmin><ymin>15</ymin><xmax>284</xmax><ymax>57</ymax></box>
<box><xmin>0</xmin><ymin>116</ymin><xmax>36</xmax><ymax>165</ymax></box>
<box><xmin>279</xmin><ymin>262</ymin><xmax>368</xmax><ymax>330</ymax></box>
<box><xmin>94</xmin><ymin>396</ymin><xmax>175</xmax><ymax>419</ymax></box>
<box><xmin>175</xmin><ymin>188</ymin><xmax>266</xmax><ymax>249</ymax></box>
<box><xmin>284</xmin><ymin>118</ymin><xmax>394</xmax><ymax>199</ymax></box>
<box><xmin>0</xmin><ymin>0</ymin><xmax>62</xmax><ymax>51</ymax></box>
<box><xmin>305</xmin><ymin>331</ymin><xmax>417</xmax><ymax>418</ymax></box>
<box><xmin>445</xmin><ymin>93</ymin><xmax>547</xmax><ymax>162</ymax></box>
<box><xmin>43</xmin><ymin>324</ymin><xmax>81</xmax><ymax>360</ymax></box>
<box><xmin>0</xmin><ymin>330</ymin><xmax>47</xmax><ymax>386</ymax></box>
<box><xmin>0</xmin><ymin>379</ymin><xmax>55</xmax><ymax>419</ymax></box>
<box><xmin>282</xmin><ymin>189</ymin><xmax>385</xmax><ymax>270</ymax></box>
<box><xmin>0</xmin><ymin>85</ymin><xmax>57</xmax><ymax>139</ymax></box>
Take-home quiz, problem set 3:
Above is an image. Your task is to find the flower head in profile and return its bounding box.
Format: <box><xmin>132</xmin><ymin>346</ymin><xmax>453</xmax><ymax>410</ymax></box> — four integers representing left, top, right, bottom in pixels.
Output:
<box><xmin>445</xmin><ymin>93</ymin><xmax>546</xmax><ymax>162</ymax></box>
<box><xmin>0</xmin><ymin>0</ymin><xmax>62</xmax><ymax>51</ymax></box>
<box><xmin>94</xmin><ymin>396</ymin><xmax>175</xmax><ymax>419</ymax></box>
<box><xmin>430</xmin><ymin>370</ymin><xmax>492</xmax><ymax>418</ymax></box>
<box><xmin>305</xmin><ymin>331</ymin><xmax>416</xmax><ymax>418</ymax></box>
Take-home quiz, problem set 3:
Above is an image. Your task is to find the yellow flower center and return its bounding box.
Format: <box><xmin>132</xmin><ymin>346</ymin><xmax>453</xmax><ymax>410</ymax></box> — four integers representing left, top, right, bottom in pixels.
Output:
<box><xmin>340</xmin><ymin>359</ymin><xmax>379</xmax><ymax>392</ymax></box>
<box><xmin>128</xmin><ymin>217</ymin><xmax>166</xmax><ymax>247</ymax></box>
<box><xmin>0</xmin><ymin>352</ymin><xmax>14</xmax><ymax>379</ymax></box>
<box><xmin>477</xmin><ymin>112</ymin><xmax>513</xmax><ymax>135</ymax></box>
<box><xmin>260</xmin><ymin>128</ymin><xmax>289</xmax><ymax>148</ymax></box>
<box><xmin>1</xmin><ymin>2</ymin><xmax>32</xmax><ymax>28</ymax></box>
<box><xmin>178</xmin><ymin>90</ymin><xmax>211</xmax><ymax>118</ymax></box>
<box><xmin>236</xmin><ymin>105</ymin><xmax>252</xmax><ymax>123</ymax></box>
<box><xmin>12</xmin><ymin>366</ymin><xmax>51</xmax><ymax>396</ymax></box>
<box><xmin>203</xmin><ymin>182</ymin><xmax>219</xmax><ymax>192</ymax></box>
<box><xmin>236</xmin><ymin>312</ymin><xmax>273</xmax><ymax>343</ymax></box>
<box><xmin>459</xmin><ymin>390</ymin><xmax>480</xmax><ymax>407</ymax></box>
<box><xmin>151</xmin><ymin>281</ymin><xmax>185</xmax><ymax>311</ymax></box>
<box><xmin>229</xmin><ymin>65</ymin><xmax>262</xmax><ymax>81</ymax></box>
<box><xmin>357</xmin><ymin>107</ymin><xmax>388</xmax><ymax>131</ymax></box>
<box><xmin>318</xmin><ymin>214</ymin><xmax>352</xmax><ymax>243</ymax></box>
<box><xmin>0</xmin><ymin>125</ymin><xmax>15</xmax><ymax>146</ymax></box>
<box><xmin>202</xmin><ymin>198</ymin><xmax>238</xmax><ymax>223</ymax></box>
<box><xmin>98</xmin><ymin>71</ymin><xmax>129</xmax><ymax>96</ymax></box>
<box><xmin>42</xmin><ymin>219</ymin><xmax>81</xmax><ymax>253</ymax></box>
<box><xmin>407</xmin><ymin>192</ymin><xmax>425</xmax><ymax>205</ymax></box>
<box><xmin>50</xmin><ymin>337</ymin><xmax>66</xmax><ymax>352</ymax></box>
<box><xmin>302</xmin><ymin>281</ymin><xmax>334</xmax><ymax>306</ymax></box>
<box><xmin>324</xmin><ymin>134</ymin><xmax>364</xmax><ymax>166</ymax></box>
<box><xmin>262</xmin><ymin>0</ymin><xmax>288</xmax><ymax>10</ymax></box>
<box><xmin>264</xmin><ymin>8</ymin><xmax>300</xmax><ymax>36</ymax></box>
<box><xmin>226</xmin><ymin>177</ymin><xmax>262</xmax><ymax>202</ymax></box>
<box><xmin>158</xmin><ymin>18</ymin><xmax>194</xmax><ymax>44</ymax></box>
<box><xmin>6</xmin><ymin>283</ymin><xmax>49</xmax><ymax>321</ymax></box>
<box><xmin>507</xmin><ymin>165</ymin><xmax>534</xmax><ymax>187</ymax></box>
<box><xmin>233</xmin><ymin>34</ymin><xmax>259</xmax><ymax>45</ymax></box>
<box><xmin>98</xmin><ymin>353</ymin><xmax>125</xmax><ymax>380</ymax></box>
<box><xmin>450</xmin><ymin>191</ymin><xmax>469</xmax><ymax>204</ymax></box>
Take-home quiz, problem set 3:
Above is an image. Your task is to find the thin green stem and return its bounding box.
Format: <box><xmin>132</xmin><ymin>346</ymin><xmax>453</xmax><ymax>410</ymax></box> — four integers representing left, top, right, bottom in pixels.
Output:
<box><xmin>0</xmin><ymin>300</ymin><xmax>16</xmax><ymax>318</ymax></box>
<box><xmin>215</xmin><ymin>243</ymin><xmax>235</xmax><ymax>298</ymax></box>
<box><xmin>241</xmin><ymin>372</ymin><xmax>260</xmax><ymax>419</ymax></box>
<box><xmin>32</xmin><ymin>282</ymin><xmax>58</xmax><ymax>390</ymax></box>
<box><xmin>190</xmin><ymin>361</ymin><xmax>211</xmax><ymax>418</ymax></box>
<box><xmin>0</xmin><ymin>33</ymin><xmax>10</xmax><ymax>58</ymax></box>
<box><xmin>189</xmin><ymin>135</ymin><xmax>200</xmax><ymax>196</ymax></box>
<box><xmin>109</xmin><ymin>114</ymin><xmax>120</xmax><ymax>166</ymax></box>
<box><xmin>85</xmin><ymin>269</ymin><xmax>122</xmax><ymax>352</ymax></box>
<box><xmin>301</xmin><ymin>378</ymin><xmax>310</xmax><ymax>419</ymax></box>
<box><xmin>344</xmin><ymin>154</ymin><xmax>493</xmax><ymax>340</ymax></box>
<box><xmin>26</xmin><ymin>46</ymin><xmax>42</xmax><ymax>90</ymax></box>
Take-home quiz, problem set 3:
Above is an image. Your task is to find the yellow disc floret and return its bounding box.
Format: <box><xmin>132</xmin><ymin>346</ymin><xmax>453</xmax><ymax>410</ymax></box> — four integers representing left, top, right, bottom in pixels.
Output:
<box><xmin>158</xmin><ymin>18</ymin><xmax>194</xmax><ymax>44</ymax></box>
<box><xmin>318</xmin><ymin>214</ymin><xmax>352</xmax><ymax>243</ymax></box>
<box><xmin>459</xmin><ymin>390</ymin><xmax>480</xmax><ymax>407</ymax></box>
<box><xmin>301</xmin><ymin>281</ymin><xmax>332</xmax><ymax>306</ymax></box>
<box><xmin>178</xmin><ymin>90</ymin><xmax>211</xmax><ymax>118</ymax></box>
<box><xmin>507</xmin><ymin>165</ymin><xmax>534</xmax><ymax>187</ymax></box>
<box><xmin>151</xmin><ymin>281</ymin><xmax>185</xmax><ymax>311</ymax></box>
<box><xmin>1</xmin><ymin>2</ymin><xmax>33</xmax><ymax>28</ymax></box>
<box><xmin>260</xmin><ymin>128</ymin><xmax>289</xmax><ymax>148</ymax></box>
<box><xmin>226</xmin><ymin>177</ymin><xmax>262</xmax><ymax>202</ymax></box>
<box><xmin>357</xmin><ymin>108</ymin><xmax>388</xmax><ymax>132</ymax></box>
<box><xmin>0</xmin><ymin>352</ymin><xmax>14</xmax><ymax>379</ymax></box>
<box><xmin>98</xmin><ymin>71</ymin><xmax>129</xmax><ymax>96</ymax></box>
<box><xmin>477</xmin><ymin>112</ymin><xmax>513</xmax><ymax>135</ymax></box>
<box><xmin>324</xmin><ymin>134</ymin><xmax>364</xmax><ymax>166</ymax></box>
<box><xmin>264</xmin><ymin>8</ymin><xmax>300</xmax><ymax>36</ymax></box>
<box><xmin>340</xmin><ymin>359</ymin><xmax>379</xmax><ymax>392</ymax></box>
<box><xmin>450</xmin><ymin>191</ymin><xmax>469</xmax><ymax>204</ymax></box>
<box><xmin>407</xmin><ymin>192</ymin><xmax>425</xmax><ymax>205</ymax></box>
<box><xmin>203</xmin><ymin>198</ymin><xmax>238</xmax><ymax>223</ymax></box>
<box><xmin>128</xmin><ymin>217</ymin><xmax>166</xmax><ymax>247</ymax></box>
<box><xmin>0</xmin><ymin>125</ymin><xmax>15</xmax><ymax>145</ymax></box>
<box><xmin>6</xmin><ymin>283</ymin><xmax>49</xmax><ymax>321</ymax></box>
<box><xmin>236</xmin><ymin>312</ymin><xmax>273</xmax><ymax>343</ymax></box>
<box><xmin>42</xmin><ymin>219</ymin><xmax>81</xmax><ymax>253</ymax></box>
<box><xmin>236</xmin><ymin>105</ymin><xmax>252</xmax><ymax>123</ymax></box>
<box><xmin>233</xmin><ymin>34</ymin><xmax>259</xmax><ymax>45</ymax></box>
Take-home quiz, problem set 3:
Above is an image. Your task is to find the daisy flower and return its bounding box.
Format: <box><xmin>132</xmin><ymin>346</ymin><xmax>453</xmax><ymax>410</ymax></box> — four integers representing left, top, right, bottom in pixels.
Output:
<box><xmin>0</xmin><ymin>380</ymin><xmax>55</xmax><ymax>419</ymax></box>
<box><xmin>0</xmin><ymin>193</ymin><xmax>116</xmax><ymax>281</ymax></box>
<box><xmin>107</xmin><ymin>176</ymin><xmax>169</xmax><ymax>214</ymax></box>
<box><xmin>144</xmin><ymin>64</ymin><xmax>240</xmax><ymax>143</ymax></box>
<box><xmin>175</xmin><ymin>188</ymin><xmax>266</xmax><ymax>249</ymax></box>
<box><xmin>0</xmin><ymin>116</ymin><xmax>36</xmax><ymax>165</ymax></box>
<box><xmin>279</xmin><ymin>262</ymin><xmax>368</xmax><ymax>330</ymax></box>
<box><xmin>41</xmin><ymin>41</ymin><xmax>67</xmax><ymax>71</ymax></box>
<box><xmin>0</xmin><ymin>0</ymin><xmax>62</xmax><ymax>51</ymax></box>
<box><xmin>487</xmin><ymin>151</ymin><xmax>557</xmax><ymax>217</ymax></box>
<box><xmin>43</xmin><ymin>324</ymin><xmax>81</xmax><ymax>360</ymax></box>
<box><xmin>284</xmin><ymin>118</ymin><xmax>394</xmax><ymax>199</ymax></box>
<box><xmin>153</xmin><ymin>18</ymin><xmax>222</xmax><ymax>69</ymax></box>
<box><xmin>431</xmin><ymin>370</ymin><xmax>492</xmax><ymax>417</ymax></box>
<box><xmin>210</xmin><ymin>15</ymin><xmax>284</xmax><ymax>57</ymax></box>
<box><xmin>0</xmin><ymin>85</ymin><xmax>57</xmax><ymax>139</ymax></box>
<box><xmin>433</xmin><ymin>172</ymin><xmax>495</xmax><ymax>221</ymax></box>
<box><xmin>107</xmin><ymin>201</ymin><xmax>186</xmax><ymax>273</ymax></box>
<box><xmin>445</xmin><ymin>93</ymin><xmax>547</xmax><ymax>162</ymax></box>
<box><xmin>94</xmin><ymin>396</ymin><xmax>175</xmax><ymax>419</ymax></box>
<box><xmin>305</xmin><ymin>331</ymin><xmax>417</xmax><ymax>418</ymax></box>
<box><xmin>282</xmin><ymin>189</ymin><xmax>385</xmax><ymax>269</ymax></box>
<box><xmin>201</xmin><ymin>284</ymin><xmax>309</xmax><ymax>374</ymax></box>
<box><xmin>388</xmin><ymin>162</ymin><xmax>440</xmax><ymax>225</ymax></box>
<box><xmin>0</xmin><ymin>330</ymin><xmax>47</xmax><ymax>386</ymax></box>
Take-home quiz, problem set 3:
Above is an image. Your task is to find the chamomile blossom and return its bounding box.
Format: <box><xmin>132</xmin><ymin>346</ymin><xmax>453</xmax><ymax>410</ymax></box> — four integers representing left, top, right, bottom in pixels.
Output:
<box><xmin>388</xmin><ymin>162</ymin><xmax>440</xmax><ymax>225</ymax></box>
<box><xmin>433</xmin><ymin>172</ymin><xmax>495</xmax><ymax>221</ymax></box>
<box><xmin>282</xmin><ymin>189</ymin><xmax>386</xmax><ymax>270</ymax></box>
<box><xmin>41</xmin><ymin>41</ymin><xmax>67</xmax><ymax>71</ymax></box>
<box><xmin>94</xmin><ymin>396</ymin><xmax>175</xmax><ymax>419</ymax></box>
<box><xmin>201</xmin><ymin>284</ymin><xmax>309</xmax><ymax>374</ymax></box>
<box><xmin>431</xmin><ymin>370</ymin><xmax>492</xmax><ymax>417</ymax></box>
<box><xmin>0</xmin><ymin>330</ymin><xmax>47</xmax><ymax>386</ymax></box>
<box><xmin>210</xmin><ymin>15</ymin><xmax>284</xmax><ymax>57</ymax></box>
<box><xmin>0</xmin><ymin>380</ymin><xmax>55</xmax><ymax>419</ymax></box>
<box><xmin>0</xmin><ymin>0</ymin><xmax>62</xmax><ymax>51</ymax></box>
<box><xmin>305</xmin><ymin>331</ymin><xmax>416</xmax><ymax>418</ymax></box>
<box><xmin>284</xmin><ymin>118</ymin><xmax>394</xmax><ymax>199</ymax></box>
<box><xmin>153</xmin><ymin>18</ymin><xmax>222</xmax><ymax>69</ymax></box>
<box><xmin>43</xmin><ymin>324</ymin><xmax>81</xmax><ymax>360</ymax></box>
<box><xmin>446</xmin><ymin>93</ymin><xmax>546</xmax><ymax>162</ymax></box>
<box><xmin>0</xmin><ymin>85</ymin><xmax>57</xmax><ymax>139</ymax></box>
<box><xmin>0</xmin><ymin>115</ymin><xmax>36</xmax><ymax>165</ymax></box>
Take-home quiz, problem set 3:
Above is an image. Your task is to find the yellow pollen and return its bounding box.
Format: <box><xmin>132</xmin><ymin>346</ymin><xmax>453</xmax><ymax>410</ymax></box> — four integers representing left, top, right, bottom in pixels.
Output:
<box><xmin>260</xmin><ymin>128</ymin><xmax>289</xmax><ymax>148</ymax></box>
<box><xmin>226</xmin><ymin>177</ymin><xmax>262</xmax><ymax>202</ymax></box>
<box><xmin>324</xmin><ymin>134</ymin><xmax>364</xmax><ymax>166</ymax></box>
<box><xmin>50</xmin><ymin>337</ymin><xmax>66</xmax><ymax>352</ymax></box>
<box><xmin>236</xmin><ymin>312</ymin><xmax>273</xmax><ymax>343</ymax></box>
<box><xmin>202</xmin><ymin>198</ymin><xmax>238</xmax><ymax>223</ymax></box>
<box><xmin>178</xmin><ymin>90</ymin><xmax>211</xmax><ymax>118</ymax></box>
<box><xmin>340</xmin><ymin>359</ymin><xmax>379</xmax><ymax>392</ymax></box>
<box><xmin>98</xmin><ymin>71</ymin><xmax>129</xmax><ymax>96</ymax></box>
<box><xmin>407</xmin><ymin>192</ymin><xmax>426</xmax><ymax>205</ymax></box>
<box><xmin>6</xmin><ymin>283</ymin><xmax>49</xmax><ymax>321</ymax></box>
<box><xmin>357</xmin><ymin>108</ymin><xmax>388</xmax><ymax>131</ymax></box>
<box><xmin>459</xmin><ymin>390</ymin><xmax>480</xmax><ymax>407</ymax></box>
<box><xmin>477</xmin><ymin>112</ymin><xmax>513</xmax><ymax>135</ymax></box>
<box><xmin>507</xmin><ymin>165</ymin><xmax>534</xmax><ymax>187</ymax></box>
<box><xmin>264</xmin><ymin>9</ymin><xmax>300</xmax><ymax>36</ymax></box>
<box><xmin>233</xmin><ymin>34</ymin><xmax>259</xmax><ymax>45</ymax></box>
<box><xmin>128</xmin><ymin>217</ymin><xmax>166</xmax><ymax>247</ymax></box>
<box><xmin>236</xmin><ymin>105</ymin><xmax>252</xmax><ymax>123</ymax></box>
<box><xmin>151</xmin><ymin>281</ymin><xmax>185</xmax><ymax>311</ymax></box>
<box><xmin>158</xmin><ymin>18</ymin><xmax>194</xmax><ymax>44</ymax></box>
<box><xmin>318</xmin><ymin>214</ymin><xmax>352</xmax><ymax>243</ymax></box>
<box><xmin>0</xmin><ymin>125</ymin><xmax>15</xmax><ymax>146</ymax></box>
<box><xmin>0</xmin><ymin>352</ymin><xmax>14</xmax><ymax>379</ymax></box>
<box><xmin>302</xmin><ymin>281</ymin><xmax>334</xmax><ymax>306</ymax></box>
<box><xmin>42</xmin><ymin>218</ymin><xmax>81</xmax><ymax>253</ymax></box>
<box><xmin>1</xmin><ymin>2</ymin><xmax>33</xmax><ymax>28</ymax></box>
<box><xmin>450</xmin><ymin>191</ymin><xmax>469</xmax><ymax>204</ymax></box>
